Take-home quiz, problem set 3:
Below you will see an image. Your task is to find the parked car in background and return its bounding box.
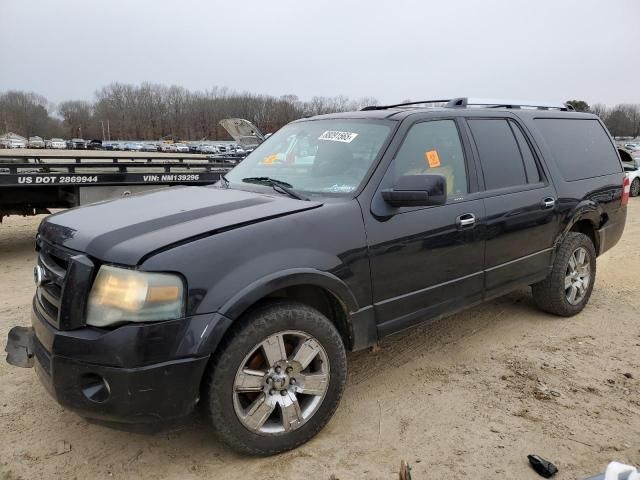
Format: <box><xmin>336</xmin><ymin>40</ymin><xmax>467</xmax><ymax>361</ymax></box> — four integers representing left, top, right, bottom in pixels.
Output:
<box><xmin>86</xmin><ymin>139</ymin><xmax>103</xmax><ymax>150</ymax></box>
<box><xmin>623</xmin><ymin>143</ymin><xmax>639</xmax><ymax>151</ymax></box>
<box><xmin>174</xmin><ymin>143</ymin><xmax>189</xmax><ymax>153</ymax></box>
<box><xmin>189</xmin><ymin>143</ymin><xmax>200</xmax><ymax>153</ymax></box>
<box><xmin>125</xmin><ymin>142</ymin><xmax>143</xmax><ymax>152</ymax></box>
<box><xmin>216</xmin><ymin>144</ymin><xmax>227</xmax><ymax>153</ymax></box>
<box><xmin>624</xmin><ymin>164</ymin><xmax>640</xmax><ymax>197</ymax></box>
<box><xmin>49</xmin><ymin>138</ymin><xmax>67</xmax><ymax>149</ymax></box>
<box><xmin>621</xmin><ymin>147</ymin><xmax>640</xmax><ymax>197</ymax></box>
<box><xmin>160</xmin><ymin>143</ymin><xmax>177</xmax><ymax>152</ymax></box>
<box><xmin>1</xmin><ymin>138</ymin><xmax>26</xmax><ymax>148</ymax></box>
<box><xmin>68</xmin><ymin>138</ymin><xmax>87</xmax><ymax>149</ymax></box>
<box><xmin>198</xmin><ymin>144</ymin><xmax>218</xmax><ymax>154</ymax></box>
<box><xmin>141</xmin><ymin>143</ymin><xmax>159</xmax><ymax>152</ymax></box>
<box><xmin>27</xmin><ymin>136</ymin><xmax>45</xmax><ymax>148</ymax></box>
<box><xmin>102</xmin><ymin>142</ymin><xmax>116</xmax><ymax>151</ymax></box>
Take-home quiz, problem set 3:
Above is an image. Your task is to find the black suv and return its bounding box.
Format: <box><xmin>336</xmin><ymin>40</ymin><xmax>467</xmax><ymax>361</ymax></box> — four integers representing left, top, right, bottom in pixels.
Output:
<box><xmin>6</xmin><ymin>98</ymin><xmax>628</xmax><ymax>455</ymax></box>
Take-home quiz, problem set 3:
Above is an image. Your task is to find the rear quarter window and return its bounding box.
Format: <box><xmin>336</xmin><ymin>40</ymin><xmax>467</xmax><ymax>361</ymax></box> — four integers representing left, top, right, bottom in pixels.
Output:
<box><xmin>534</xmin><ymin>118</ymin><xmax>621</xmax><ymax>181</ymax></box>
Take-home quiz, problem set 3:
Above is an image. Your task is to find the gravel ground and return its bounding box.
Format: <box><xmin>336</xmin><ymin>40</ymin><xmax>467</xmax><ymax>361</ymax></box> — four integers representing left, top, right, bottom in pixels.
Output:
<box><xmin>1</xmin><ymin>202</ymin><xmax>639</xmax><ymax>480</ymax></box>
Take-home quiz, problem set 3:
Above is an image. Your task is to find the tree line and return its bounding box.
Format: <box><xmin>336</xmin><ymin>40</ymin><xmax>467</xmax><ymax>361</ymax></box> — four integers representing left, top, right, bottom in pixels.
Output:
<box><xmin>0</xmin><ymin>84</ymin><xmax>376</xmax><ymax>141</ymax></box>
<box><xmin>1</xmin><ymin>86</ymin><xmax>638</xmax><ymax>141</ymax></box>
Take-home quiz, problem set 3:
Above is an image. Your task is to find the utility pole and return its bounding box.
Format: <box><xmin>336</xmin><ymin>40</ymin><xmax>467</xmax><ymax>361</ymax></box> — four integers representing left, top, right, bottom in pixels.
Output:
<box><xmin>101</xmin><ymin>121</ymin><xmax>105</xmax><ymax>141</ymax></box>
<box><xmin>107</xmin><ymin>120</ymin><xmax>111</xmax><ymax>141</ymax></box>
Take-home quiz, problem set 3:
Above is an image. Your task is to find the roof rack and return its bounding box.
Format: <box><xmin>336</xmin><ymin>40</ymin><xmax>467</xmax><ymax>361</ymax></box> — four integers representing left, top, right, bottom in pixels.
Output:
<box><xmin>361</xmin><ymin>99</ymin><xmax>450</xmax><ymax>111</ymax></box>
<box><xmin>446</xmin><ymin>97</ymin><xmax>574</xmax><ymax>111</ymax></box>
<box><xmin>361</xmin><ymin>97</ymin><xmax>574</xmax><ymax>112</ymax></box>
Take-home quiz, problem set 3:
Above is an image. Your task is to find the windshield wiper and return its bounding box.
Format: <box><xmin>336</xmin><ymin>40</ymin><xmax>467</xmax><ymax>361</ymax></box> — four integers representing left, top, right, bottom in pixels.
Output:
<box><xmin>242</xmin><ymin>177</ymin><xmax>309</xmax><ymax>201</ymax></box>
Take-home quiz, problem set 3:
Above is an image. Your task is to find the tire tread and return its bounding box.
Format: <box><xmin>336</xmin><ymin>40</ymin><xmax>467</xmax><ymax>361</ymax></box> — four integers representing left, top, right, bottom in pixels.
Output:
<box><xmin>203</xmin><ymin>300</ymin><xmax>347</xmax><ymax>456</ymax></box>
<box><xmin>531</xmin><ymin>232</ymin><xmax>596</xmax><ymax>317</ymax></box>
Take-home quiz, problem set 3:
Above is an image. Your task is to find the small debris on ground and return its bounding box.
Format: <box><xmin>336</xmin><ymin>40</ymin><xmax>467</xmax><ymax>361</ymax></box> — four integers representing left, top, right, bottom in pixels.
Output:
<box><xmin>55</xmin><ymin>440</ymin><xmax>72</xmax><ymax>456</ymax></box>
<box><xmin>399</xmin><ymin>460</ymin><xmax>412</xmax><ymax>480</ymax></box>
<box><xmin>127</xmin><ymin>449</ymin><xmax>143</xmax><ymax>465</ymax></box>
<box><xmin>528</xmin><ymin>454</ymin><xmax>558</xmax><ymax>478</ymax></box>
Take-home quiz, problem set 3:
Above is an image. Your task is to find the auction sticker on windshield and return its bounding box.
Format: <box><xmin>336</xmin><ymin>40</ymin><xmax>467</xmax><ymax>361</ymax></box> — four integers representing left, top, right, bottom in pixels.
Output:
<box><xmin>318</xmin><ymin>131</ymin><xmax>359</xmax><ymax>143</ymax></box>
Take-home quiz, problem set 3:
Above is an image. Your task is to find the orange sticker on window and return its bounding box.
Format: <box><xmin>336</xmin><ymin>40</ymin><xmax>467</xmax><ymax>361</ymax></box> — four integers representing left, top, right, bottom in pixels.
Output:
<box><xmin>262</xmin><ymin>154</ymin><xmax>278</xmax><ymax>165</ymax></box>
<box><xmin>425</xmin><ymin>150</ymin><xmax>441</xmax><ymax>168</ymax></box>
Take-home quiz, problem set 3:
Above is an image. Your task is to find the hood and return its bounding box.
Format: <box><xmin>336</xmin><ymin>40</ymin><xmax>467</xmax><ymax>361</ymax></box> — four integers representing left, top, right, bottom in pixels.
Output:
<box><xmin>40</xmin><ymin>186</ymin><xmax>321</xmax><ymax>265</ymax></box>
<box><xmin>219</xmin><ymin>118</ymin><xmax>265</xmax><ymax>149</ymax></box>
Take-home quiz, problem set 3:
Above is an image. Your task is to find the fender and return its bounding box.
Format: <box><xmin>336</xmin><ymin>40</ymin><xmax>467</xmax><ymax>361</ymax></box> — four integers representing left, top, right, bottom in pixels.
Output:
<box><xmin>218</xmin><ymin>268</ymin><xmax>360</xmax><ymax>321</ymax></box>
<box><xmin>556</xmin><ymin>199</ymin><xmax>602</xmax><ymax>251</ymax></box>
<box><xmin>195</xmin><ymin>269</ymin><xmax>375</xmax><ymax>356</ymax></box>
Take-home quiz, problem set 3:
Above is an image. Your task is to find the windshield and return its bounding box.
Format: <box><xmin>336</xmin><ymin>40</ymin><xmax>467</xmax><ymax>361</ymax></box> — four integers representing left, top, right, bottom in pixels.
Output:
<box><xmin>225</xmin><ymin>119</ymin><xmax>392</xmax><ymax>196</ymax></box>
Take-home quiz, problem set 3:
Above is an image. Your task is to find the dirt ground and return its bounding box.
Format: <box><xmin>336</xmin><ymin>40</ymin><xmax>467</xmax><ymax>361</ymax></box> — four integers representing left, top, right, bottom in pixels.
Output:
<box><xmin>1</xmin><ymin>203</ymin><xmax>639</xmax><ymax>480</ymax></box>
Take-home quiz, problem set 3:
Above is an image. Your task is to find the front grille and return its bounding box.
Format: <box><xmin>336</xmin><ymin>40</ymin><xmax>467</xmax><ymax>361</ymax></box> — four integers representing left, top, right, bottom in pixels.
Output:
<box><xmin>34</xmin><ymin>243</ymin><xmax>71</xmax><ymax>328</ymax></box>
<box><xmin>33</xmin><ymin>237</ymin><xmax>95</xmax><ymax>330</ymax></box>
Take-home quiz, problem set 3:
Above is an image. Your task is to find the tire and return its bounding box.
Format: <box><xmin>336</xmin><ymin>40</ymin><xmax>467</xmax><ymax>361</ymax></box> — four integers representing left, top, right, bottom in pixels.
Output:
<box><xmin>631</xmin><ymin>178</ymin><xmax>640</xmax><ymax>197</ymax></box>
<box><xmin>532</xmin><ymin>232</ymin><xmax>596</xmax><ymax>316</ymax></box>
<box><xmin>204</xmin><ymin>300</ymin><xmax>347</xmax><ymax>455</ymax></box>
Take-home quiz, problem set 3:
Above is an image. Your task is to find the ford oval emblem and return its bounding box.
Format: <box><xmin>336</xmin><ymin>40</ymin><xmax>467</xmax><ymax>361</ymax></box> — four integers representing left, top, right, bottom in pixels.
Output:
<box><xmin>33</xmin><ymin>265</ymin><xmax>47</xmax><ymax>287</ymax></box>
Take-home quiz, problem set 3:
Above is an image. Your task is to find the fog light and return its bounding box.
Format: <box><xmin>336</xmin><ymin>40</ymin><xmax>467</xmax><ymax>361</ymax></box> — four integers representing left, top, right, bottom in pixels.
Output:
<box><xmin>80</xmin><ymin>373</ymin><xmax>110</xmax><ymax>403</ymax></box>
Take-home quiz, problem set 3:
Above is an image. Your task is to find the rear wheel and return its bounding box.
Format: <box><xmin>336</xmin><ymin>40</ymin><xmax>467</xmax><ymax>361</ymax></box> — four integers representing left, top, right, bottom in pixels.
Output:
<box><xmin>204</xmin><ymin>301</ymin><xmax>347</xmax><ymax>455</ymax></box>
<box><xmin>532</xmin><ymin>232</ymin><xmax>596</xmax><ymax>316</ymax></box>
<box><xmin>631</xmin><ymin>178</ymin><xmax>640</xmax><ymax>197</ymax></box>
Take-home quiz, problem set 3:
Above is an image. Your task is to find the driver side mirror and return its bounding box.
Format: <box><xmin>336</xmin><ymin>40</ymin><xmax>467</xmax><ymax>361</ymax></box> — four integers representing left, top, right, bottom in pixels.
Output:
<box><xmin>382</xmin><ymin>174</ymin><xmax>447</xmax><ymax>207</ymax></box>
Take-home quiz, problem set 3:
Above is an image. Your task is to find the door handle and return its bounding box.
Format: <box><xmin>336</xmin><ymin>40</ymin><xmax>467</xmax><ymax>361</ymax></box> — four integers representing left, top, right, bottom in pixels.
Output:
<box><xmin>541</xmin><ymin>197</ymin><xmax>556</xmax><ymax>209</ymax></box>
<box><xmin>456</xmin><ymin>213</ymin><xmax>476</xmax><ymax>228</ymax></box>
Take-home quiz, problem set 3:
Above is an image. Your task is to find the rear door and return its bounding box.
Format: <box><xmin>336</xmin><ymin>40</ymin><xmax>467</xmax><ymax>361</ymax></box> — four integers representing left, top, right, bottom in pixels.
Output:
<box><xmin>364</xmin><ymin>117</ymin><xmax>486</xmax><ymax>336</ymax></box>
<box><xmin>465</xmin><ymin>116</ymin><xmax>560</xmax><ymax>298</ymax></box>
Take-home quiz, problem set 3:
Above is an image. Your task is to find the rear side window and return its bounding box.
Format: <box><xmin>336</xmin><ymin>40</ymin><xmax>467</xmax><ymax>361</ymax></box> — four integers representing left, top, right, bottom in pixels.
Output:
<box><xmin>510</xmin><ymin>122</ymin><xmax>541</xmax><ymax>183</ymax></box>
<box><xmin>535</xmin><ymin>119</ymin><xmax>621</xmax><ymax>181</ymax></box>
<box><xmin>468</xmin><ymin>119</ymin><xmax>527</xmax><ymax>190</ymax></box>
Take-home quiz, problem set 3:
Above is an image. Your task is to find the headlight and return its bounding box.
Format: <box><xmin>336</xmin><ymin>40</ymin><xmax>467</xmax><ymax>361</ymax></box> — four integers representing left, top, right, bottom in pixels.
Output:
<box><xmin>86</xmin><ymin>266</ymin><xmax>185</xmax><ymax>327</ymax></box>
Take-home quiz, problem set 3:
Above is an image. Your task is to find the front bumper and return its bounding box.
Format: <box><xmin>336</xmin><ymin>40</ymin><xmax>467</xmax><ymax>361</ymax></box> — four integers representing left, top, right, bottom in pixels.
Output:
<box><xmin>4</xmin><ymin>302</ymin><xmax>232</xmax><ymax>423</ymax></box>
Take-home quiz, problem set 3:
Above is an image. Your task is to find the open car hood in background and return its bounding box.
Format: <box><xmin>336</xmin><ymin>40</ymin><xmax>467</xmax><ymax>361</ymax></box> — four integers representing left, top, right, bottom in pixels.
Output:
<box><xmin>219</xmin><ymin>118</ymin><xmax>265</xmax><ymax>149</ymax></box>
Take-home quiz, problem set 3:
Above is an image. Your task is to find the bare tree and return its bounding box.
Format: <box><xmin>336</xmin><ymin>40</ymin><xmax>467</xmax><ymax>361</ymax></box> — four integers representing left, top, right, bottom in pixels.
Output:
<box><xmin>58</xmin><ymin>100</ymin><xmax>93</xmax><ymax>138</ymax></box>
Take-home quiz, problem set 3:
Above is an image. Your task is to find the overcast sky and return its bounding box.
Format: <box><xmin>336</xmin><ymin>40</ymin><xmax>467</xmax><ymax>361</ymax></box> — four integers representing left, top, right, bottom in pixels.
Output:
<box><xmin>1</xmin><ymin>0</ymin><xmax>639</xmax><ymax>106</ymax></box>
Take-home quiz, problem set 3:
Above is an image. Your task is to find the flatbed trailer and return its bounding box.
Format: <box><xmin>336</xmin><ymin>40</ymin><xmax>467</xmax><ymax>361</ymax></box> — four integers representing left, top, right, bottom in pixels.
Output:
<box><xmin>0</xmin><ymin>151</ymin><xmax>236</xmax><ymax>221</ymax></box>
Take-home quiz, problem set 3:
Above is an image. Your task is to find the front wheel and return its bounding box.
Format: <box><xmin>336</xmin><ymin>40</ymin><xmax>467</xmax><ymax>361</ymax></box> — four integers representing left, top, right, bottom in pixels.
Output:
<box><xmin>204</xmin><ymin>301</ymin><xmax>347</xmax><ymax>455</ymax></box>
<box><xmin>532</xmin><ymin>232</ymin><xmax>596</xmax><ymax>316</ymax></box>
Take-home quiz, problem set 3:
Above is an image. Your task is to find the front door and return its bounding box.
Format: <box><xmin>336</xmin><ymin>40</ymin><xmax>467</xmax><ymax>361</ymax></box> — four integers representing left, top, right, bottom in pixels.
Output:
<box><xmin>363</xmin><ymin>118</ymin><xmax>486</xmax><ymax>336</ymax></box>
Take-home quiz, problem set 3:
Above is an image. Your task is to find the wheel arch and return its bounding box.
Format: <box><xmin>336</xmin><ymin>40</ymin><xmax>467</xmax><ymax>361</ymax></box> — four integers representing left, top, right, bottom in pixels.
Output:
<box><xmin>216</xmin><ymin>269</ymin><xmax>361</xmax><ymax>350</ymax></box>
<box><xmin>567</xmin><ymin>216</ymin><xmax>600</xmax><ymax>255</ymax></box>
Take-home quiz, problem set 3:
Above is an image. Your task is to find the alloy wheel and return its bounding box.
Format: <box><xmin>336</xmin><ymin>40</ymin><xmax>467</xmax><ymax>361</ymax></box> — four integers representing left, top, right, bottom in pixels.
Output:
<box><xmin>565</xmin><ymin>246</ymin><xmax>591</xmax><ymax>305</ymax></box>
<box><xmin>232</xmin><ymin>330</ymin><xmax>330</xmax><ymax>435</ymax></box>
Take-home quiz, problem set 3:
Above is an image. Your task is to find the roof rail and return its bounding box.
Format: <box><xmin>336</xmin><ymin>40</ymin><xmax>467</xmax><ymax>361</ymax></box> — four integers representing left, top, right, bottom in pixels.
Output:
<box><xmin>361</xmin><ymin>99</ymin><xmax>450</xmax><ymax>111</ymax></box>
<box><xmin>446</xmin><ymin>97</ymin><xmax>574</xmax><ymax>111</ymax></box>
<box><xmin>361</xmin><ymin>97</ymin><xmax>575</xmax><ymax>112</ymax></box>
